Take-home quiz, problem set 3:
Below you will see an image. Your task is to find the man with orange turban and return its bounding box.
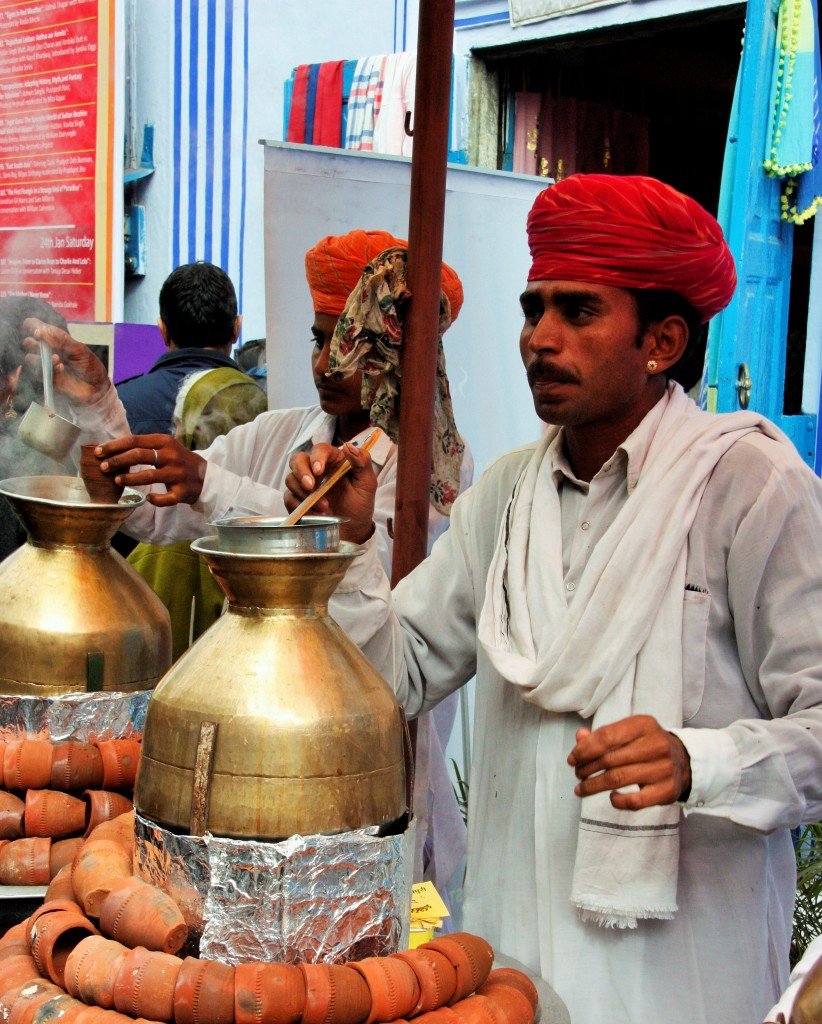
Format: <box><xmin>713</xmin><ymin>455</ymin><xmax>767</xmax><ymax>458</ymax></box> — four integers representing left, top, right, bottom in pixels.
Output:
<box><xmin>286</xmin><ymin>175</ymin><xmax>822</xmax><ymax>1024</ymax></box>
<box><xmin>25</xmin><ymin>230</ymin><xmax>473</xmax><ymax>900</ymax></box>
<box><xmin>31</xmin><ymin>228</ymin><xmax>471</xmax><ymax>554</ymax></box>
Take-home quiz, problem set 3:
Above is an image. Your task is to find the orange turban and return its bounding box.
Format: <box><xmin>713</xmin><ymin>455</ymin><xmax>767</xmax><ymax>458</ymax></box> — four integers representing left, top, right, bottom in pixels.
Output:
<box><xmin>305</xmin><ymin>229</ymin><xmax>464</xmax><ymax>324</ymax></box>
<box><xmin>527</xmin><ymin>174</ymin><xmax>736</xmax><ymax>324</ymax></box>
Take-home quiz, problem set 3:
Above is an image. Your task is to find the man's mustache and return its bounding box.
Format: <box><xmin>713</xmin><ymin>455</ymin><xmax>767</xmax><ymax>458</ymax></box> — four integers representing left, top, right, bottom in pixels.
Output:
<box><xmin>526</xmin><ymin>360</ymin><xmax>578</xmax><ymax>387</ymax></box>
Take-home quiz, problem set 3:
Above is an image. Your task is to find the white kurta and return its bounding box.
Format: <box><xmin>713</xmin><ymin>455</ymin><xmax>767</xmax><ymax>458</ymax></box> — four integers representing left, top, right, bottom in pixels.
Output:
<box><xmin>78</xmin><ymin>386</ymin><xmax>472</xmax><ymax>891</ymax></box>
<box><xmin>328</xmin><ymin>403</ymin><xmax>822</xmax><ymax>1024</ymax></box>
<box><xmin>764</xmin><ymin>935</ymin><xmax>822</xmax><ymax>1022</ymax></box>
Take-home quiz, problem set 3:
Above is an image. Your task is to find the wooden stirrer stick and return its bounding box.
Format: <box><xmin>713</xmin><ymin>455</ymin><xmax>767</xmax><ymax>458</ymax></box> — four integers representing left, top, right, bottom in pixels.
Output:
<box><xmin>282</xmin><ymin>429</ymin><xmax>381</xmax><ymax>527</ymax></box>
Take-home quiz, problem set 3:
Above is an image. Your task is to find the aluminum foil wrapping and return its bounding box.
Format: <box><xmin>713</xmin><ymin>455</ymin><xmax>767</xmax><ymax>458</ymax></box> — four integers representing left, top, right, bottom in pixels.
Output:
<box><xmin>135</xmin><ymin>812</ymin><xmax>210</xmax><ymax>937</ymax></box>
<box><xmin>135</xmin><ymin>810</ymin><xmax>415</xmax><ymax>966</ymax></box>
<box><xmin>0</xmin><ymin>690</ymin><xmax>149</xmax><ymax>742</ymax></box>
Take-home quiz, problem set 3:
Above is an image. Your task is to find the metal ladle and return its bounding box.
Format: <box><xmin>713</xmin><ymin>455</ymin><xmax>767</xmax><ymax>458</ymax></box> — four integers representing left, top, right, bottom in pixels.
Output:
<box><xmin>17</xmin><ymin>339</ymin><xmax>81</xmax><ymax>460</ymax></box>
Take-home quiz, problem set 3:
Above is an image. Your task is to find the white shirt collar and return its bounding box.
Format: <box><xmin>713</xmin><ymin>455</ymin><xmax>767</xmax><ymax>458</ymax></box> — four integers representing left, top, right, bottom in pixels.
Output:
<box><xmin>547</xmin><ymin>392</ymin><xmax>669</xmax><ymax>494</ymax></box>
<box><xmin>291</xmin><ymin>409</ymin><xmax>394</xmax><ymax>470</ymax></box>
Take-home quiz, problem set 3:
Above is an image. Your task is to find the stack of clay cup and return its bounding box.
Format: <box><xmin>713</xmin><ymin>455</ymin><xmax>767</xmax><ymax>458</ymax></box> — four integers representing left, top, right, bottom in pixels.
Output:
<box><xmin>0</xmin><ymin>738</ymin><xmax>140</xmax><ymax>887</ymax></box>
<box><xmin>0</xmin><ymin>812</ymin><xmax>539</xmax><ymax>1024</ymax></box>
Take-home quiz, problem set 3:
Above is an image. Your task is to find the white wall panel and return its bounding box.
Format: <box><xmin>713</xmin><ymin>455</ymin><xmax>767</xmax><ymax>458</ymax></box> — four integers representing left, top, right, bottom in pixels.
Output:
<box><xmin>263</xmin><ymin>142</ymin><xmax>545</xmax><ymax>478</ymax></box>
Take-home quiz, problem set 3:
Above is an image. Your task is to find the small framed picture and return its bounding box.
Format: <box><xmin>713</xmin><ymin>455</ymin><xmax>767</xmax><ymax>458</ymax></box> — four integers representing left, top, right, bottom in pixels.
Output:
<box><xmin>67</xmin><ymin>322</ymin><xmax>114</xmax><ymax>376</ymax></box>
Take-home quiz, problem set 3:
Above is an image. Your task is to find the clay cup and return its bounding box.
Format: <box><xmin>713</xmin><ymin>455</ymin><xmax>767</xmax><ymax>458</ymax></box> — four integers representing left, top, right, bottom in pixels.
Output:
<box><xmin>79</xmin><ymin>446</ymin><xmax>123</xmax><ymax>505</ymax></box>
<box><xmin>98</xmin><ymin>877</ymin><xmax>187</xmax><ymax>955</ymax></box>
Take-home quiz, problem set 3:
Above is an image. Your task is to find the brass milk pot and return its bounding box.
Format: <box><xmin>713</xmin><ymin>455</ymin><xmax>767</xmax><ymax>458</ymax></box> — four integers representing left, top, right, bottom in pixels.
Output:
<box><xmin>136</xmin><ymin>521</ymin><xmax>407</xmax><ymax>840</ymax></box>
<box><xmin>0</xmin><ymin>476</ymin><xmax>172</xmax><ymax>695</ymax></box>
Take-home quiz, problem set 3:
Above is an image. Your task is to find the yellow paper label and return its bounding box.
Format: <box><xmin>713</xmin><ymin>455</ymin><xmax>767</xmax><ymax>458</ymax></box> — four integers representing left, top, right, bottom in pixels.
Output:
<box><xmin>410</xmin><ymin>881</ymin><xmax>450</xmax><ymax>924</ymax></box>
<box><xmin>407</xmin><ymin>927</ymin><xmax>436</xmax><ymax>949</ymax></box>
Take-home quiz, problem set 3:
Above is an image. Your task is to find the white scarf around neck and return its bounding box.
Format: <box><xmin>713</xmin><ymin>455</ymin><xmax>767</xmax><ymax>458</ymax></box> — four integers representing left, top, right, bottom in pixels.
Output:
<box><xmin>478</xmin><ymin>383</ymin><xmax>790</xmax><ymax>928</ymax></box>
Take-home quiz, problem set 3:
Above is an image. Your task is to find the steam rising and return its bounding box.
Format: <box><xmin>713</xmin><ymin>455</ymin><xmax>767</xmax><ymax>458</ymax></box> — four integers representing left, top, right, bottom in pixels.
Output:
<box><xmin>0</xmin><ymin>295</ymin><xmax>74</xmax><ymax>482</ymax></box>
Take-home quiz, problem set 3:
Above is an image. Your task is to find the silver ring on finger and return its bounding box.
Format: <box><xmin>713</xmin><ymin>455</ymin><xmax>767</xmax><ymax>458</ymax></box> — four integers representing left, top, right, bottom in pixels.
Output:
<box><xmin>151</xmin><ymin>448</ymin><xmax>158</xmax><ymax>467</ymax></box>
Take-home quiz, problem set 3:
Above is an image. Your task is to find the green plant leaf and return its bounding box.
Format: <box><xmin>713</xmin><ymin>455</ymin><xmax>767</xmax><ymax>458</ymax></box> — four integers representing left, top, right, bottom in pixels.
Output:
<box><xmin>792</xmin><ymin>823</ymin><xmax>822</xmax><ymax>966</ymax></box>
<box><xmin>451</xmin><ymin>758</ymin><xmax>469</xmax><ymax>826</ymax></box>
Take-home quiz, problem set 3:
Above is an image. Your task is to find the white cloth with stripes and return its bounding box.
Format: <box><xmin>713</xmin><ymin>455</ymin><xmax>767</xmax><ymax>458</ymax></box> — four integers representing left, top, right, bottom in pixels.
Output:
<box><xmin>344</xmin><ymin>56</ymin><xmax>385</xmax><ymax>151</ymax></box>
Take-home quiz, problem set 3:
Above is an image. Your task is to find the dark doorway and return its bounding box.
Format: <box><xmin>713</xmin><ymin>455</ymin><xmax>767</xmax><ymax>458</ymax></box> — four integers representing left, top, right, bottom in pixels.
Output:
<box><xmin>478</xmin><ymin>5</ymin><xmax>746</xmax><ymax>215</ymax></box>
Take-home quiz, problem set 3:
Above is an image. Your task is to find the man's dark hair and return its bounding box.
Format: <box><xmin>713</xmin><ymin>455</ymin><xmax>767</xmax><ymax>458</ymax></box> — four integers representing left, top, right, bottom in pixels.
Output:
<box><xmin>158</xmin><ymin>262</ymin><xmax>238</xmax><ymax>349</ymax></box>
<box><xmin>0</xmin><ymin>295</ymin><xmax>67</xmax><ymax>376</ymax></box>
<box><xmin>630</xmin><ymin>289</ymin><xmax>706</xmax><ymax>393</ymax></box>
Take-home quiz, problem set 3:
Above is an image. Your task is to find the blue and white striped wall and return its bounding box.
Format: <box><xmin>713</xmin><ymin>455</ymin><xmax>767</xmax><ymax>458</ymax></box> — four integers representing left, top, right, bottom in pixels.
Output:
<box><xmin>171</xmin><ymin>0</ymin><xmax>250</xmax><ymax>315</ymax></box>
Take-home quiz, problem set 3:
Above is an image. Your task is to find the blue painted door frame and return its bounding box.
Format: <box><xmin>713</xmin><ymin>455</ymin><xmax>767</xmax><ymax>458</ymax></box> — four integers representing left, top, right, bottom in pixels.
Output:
<box><xmin>706</xmin><ymin>0</ymin><xmax>817</xmax><ymax>467</ymax></box>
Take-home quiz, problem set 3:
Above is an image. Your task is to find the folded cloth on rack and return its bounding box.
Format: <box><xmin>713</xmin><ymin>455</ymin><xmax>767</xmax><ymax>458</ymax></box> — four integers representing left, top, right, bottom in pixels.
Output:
<box><xmin>341</xmin><ymin>59</ymin><xmax>357</xmax><ymax>143</ymax></box>
<box><xmin>286</xmin><ymin>64</ymin><xmax>310</xmax><ymax>143</ymax></box>
<box><xmin>304</xmin><ymin>64</ymin><xmax>320</xmax><ymax>145</ymax></box>
<box><xmin>314</xmin><ymin>60</ymin><xmax>344</xmax><ymax>148</ymax></box>
<box><xmin>344</xmin><ymin>55</ymin><xmax>385</xmax><ymax>151</ymax></box>
<box><xmin>373</xmin><ymin>51</ymin><xmax>417</xmax><ymax>156</ymax></box>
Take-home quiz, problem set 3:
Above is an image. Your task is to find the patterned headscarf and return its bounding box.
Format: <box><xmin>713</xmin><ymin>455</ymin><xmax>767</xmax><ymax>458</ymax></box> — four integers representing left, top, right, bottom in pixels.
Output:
<box><xmin>305</xmin><ymin>229</ymin><xmax>464</xmax><ymax>321</ymax></box>
<box><xmin>527</xmin><ymin>174</ymin><xmax>737</xmax><ymax>323</ymax></box>
<box><xmin>328</xmin><ymin>247</ymin><xmax>465</xmax><ymax>514</ymax></box>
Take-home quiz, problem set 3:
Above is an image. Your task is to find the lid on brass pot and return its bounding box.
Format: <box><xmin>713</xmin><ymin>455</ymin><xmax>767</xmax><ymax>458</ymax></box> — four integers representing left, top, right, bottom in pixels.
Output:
<box><xmin>209</xmin><ymin>514</ymin><xmax>345</xmax><ymax>554</ymax></box>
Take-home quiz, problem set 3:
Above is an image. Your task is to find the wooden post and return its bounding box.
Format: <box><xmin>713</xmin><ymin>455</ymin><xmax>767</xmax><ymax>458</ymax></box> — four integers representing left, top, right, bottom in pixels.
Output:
<box><xmin>391</xmin><ymin>0</ymin><xmax>456</xmax><ymax>588</ymax></box>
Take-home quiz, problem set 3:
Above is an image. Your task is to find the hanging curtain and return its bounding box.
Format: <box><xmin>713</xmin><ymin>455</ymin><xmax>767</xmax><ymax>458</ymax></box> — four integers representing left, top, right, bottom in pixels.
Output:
<box><xmin>535</xmin><ymin>93</ymin><xmax>649</xmax><ymax>179</ymax></box>
<box><xmin>764</xmin><ymin>0</ymin><xmax>822</xmax><ymax>223</ymax></box>
<box><xmin>513</xmin><ymin>93</ymin><xmax>540</xmax><ymax>175</ymax></box>
<box><xmin>468</xmin><ymin>60</ymin><xmax>500</xmax><ymax>168</ymax></box>
<box><xmin>451</xmin><ymin>56</ymin><xmax>470</xmax><ymax>157</ymax></box>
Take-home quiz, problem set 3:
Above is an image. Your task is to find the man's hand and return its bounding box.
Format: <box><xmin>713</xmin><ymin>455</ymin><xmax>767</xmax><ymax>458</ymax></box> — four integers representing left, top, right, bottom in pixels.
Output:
<box><xmin>22</xmin><ymin>319</ymin><xmax>110</xmax><ymax>405</ymax></box>
<box><xmin>96</xmin><ymin>434</ymin><xmax>207</xmax><ymax>508</ymax></box>
<box><xmin>285</xmin><ymin>441</ymin><xmax>377</xmax><ymax>544</ymax></box>
<box><xmin>567</xmin><ymin>714</ymin><xmax>692</xmax><ymax>810</ymax></box>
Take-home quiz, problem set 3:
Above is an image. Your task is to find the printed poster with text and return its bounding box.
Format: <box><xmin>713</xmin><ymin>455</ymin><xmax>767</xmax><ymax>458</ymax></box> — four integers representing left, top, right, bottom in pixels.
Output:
<box><xmin>0</xmin><ymin>0</ymin><xmax>116</xmax><ymax>321</ymax></box>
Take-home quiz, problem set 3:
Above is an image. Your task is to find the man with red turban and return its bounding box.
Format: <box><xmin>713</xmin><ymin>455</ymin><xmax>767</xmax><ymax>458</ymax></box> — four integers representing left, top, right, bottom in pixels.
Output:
<box><xmin>286</xmin><ymin>175</ymin><xmax>822</xmax><ymax>1024</ymax></box>
<box><xmin>24</xmin><ymin>229</ymin><xmax>473</xmax><ymax>902</ymax></box>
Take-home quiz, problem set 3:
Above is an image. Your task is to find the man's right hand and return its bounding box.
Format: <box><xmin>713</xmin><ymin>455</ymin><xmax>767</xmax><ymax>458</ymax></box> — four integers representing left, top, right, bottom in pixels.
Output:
<box><xmin>96</xmin><ymin>434</ymin><xmax>207</xmax><ymax>507</ymax></box>
<box><xmin>285</xmin><ymin>441</ymin><xmax>377</xmax><ymax>544</ymax></box>
<box><xmin>22</xmin><ymin>319</ymin><xmax>110</xmax><ymax>405</ymax></box>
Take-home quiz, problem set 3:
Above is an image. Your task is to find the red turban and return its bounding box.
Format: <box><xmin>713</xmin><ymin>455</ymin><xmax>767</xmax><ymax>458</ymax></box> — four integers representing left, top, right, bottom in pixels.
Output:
<box><xmin>527</xmin><ymin>174</ymin><xmax>736</xmax><ymax>323</ymax></box>
<box><xmin>305</xmin><ymin>229</ymin><xmax>464</xmax><ymax>323</ymax></box>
